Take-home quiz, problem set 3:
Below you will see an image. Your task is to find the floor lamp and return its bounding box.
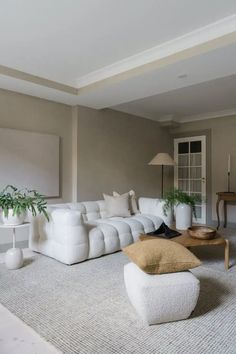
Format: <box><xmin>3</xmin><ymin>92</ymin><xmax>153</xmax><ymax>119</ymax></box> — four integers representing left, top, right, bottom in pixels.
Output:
<box><xmin>149</xmin><ymin>152</ymin><xmax>175</xmax><ymax>198</ymax></box>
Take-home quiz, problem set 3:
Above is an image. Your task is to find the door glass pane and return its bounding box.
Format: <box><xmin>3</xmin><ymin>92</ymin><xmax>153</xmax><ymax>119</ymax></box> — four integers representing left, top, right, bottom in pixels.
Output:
<box><xmin>190</xmin><ymin>153</ymin><xmax>202</xmax><ymax>166</ymax></box>
<box><xmin>179</xmin><ymin>154</ymin><xmax>188</xmax><ymax>166</ymax></box>
<box><xmin>178</xmin><ymin>180</ymin><xmax>189</xmax><ymax>192</ymax></box>
<box><xmin>190</xmin><ymin>141</ymin><xmax>201</xmax><ymax>153</ymax></box>
<box><xmin>190</xmin><ymin>167</ymin><xmax>201</xmax><ymax>178</ymax></box>
<box><xmin>195</xmin><ymin>206</ymin><xmax>202</xmax><ymax>219</ymax></box>
<box><xmin>190</xmin><ymin>180</ymin><xmax>202</xmax><ymax>193</ymax></box>
<box><xmin>178</xmin><ymin>142</ymin><xmax>189</xmax><ymax>154</ymax></box>
<box><xmin>178</xmin><ymin>167</ymin><xmax>189</xmax><ymax>179</ymax></box>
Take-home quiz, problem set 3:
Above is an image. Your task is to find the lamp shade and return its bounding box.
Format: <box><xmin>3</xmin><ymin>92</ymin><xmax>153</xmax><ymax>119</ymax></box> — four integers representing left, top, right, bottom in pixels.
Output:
<box><xmin>149</xmin><ymin>152</ymin><xmax>175</xmax><ymax>166</ymax></box>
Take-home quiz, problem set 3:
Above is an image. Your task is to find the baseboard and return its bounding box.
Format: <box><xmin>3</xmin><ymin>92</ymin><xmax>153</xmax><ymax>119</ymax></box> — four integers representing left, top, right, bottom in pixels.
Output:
<box><xmin>0</xmin><ymin>240</ymin><xmax>28</xmax><ymax>252</ymax></box>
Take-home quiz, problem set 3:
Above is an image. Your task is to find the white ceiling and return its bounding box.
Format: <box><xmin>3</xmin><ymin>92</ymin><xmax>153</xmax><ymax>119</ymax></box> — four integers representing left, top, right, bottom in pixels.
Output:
<box><xmin>0</xmin><ymin>0</ymin><xmax>236</xmax><ymax>122</ymax></box>
<box><xmin>113</xmin><ymin>75</ymin><xmax>236</xmax><ymax>121</ymax></box>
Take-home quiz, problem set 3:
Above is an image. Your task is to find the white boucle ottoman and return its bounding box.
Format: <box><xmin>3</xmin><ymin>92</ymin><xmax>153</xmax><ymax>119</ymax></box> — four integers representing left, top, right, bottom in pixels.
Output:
<box><xmin>124</xmin><ymin>262</ymin><xmax>200</xmax><ymax>325</ymax></box>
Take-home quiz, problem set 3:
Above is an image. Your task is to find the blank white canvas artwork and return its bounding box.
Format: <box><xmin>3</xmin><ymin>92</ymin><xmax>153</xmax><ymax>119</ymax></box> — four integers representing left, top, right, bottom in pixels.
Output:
<box><xmin>0</xmin><ymin>128</ymin><xmax>60</xmax><ymax>197</ymax></box>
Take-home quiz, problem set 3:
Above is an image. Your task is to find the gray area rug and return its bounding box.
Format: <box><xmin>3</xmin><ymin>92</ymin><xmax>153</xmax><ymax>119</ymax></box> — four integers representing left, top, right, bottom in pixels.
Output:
<box><xmin>0</xmin><ymin>229</ymin><xmax>236</xmax><ymax>354</ymax></box>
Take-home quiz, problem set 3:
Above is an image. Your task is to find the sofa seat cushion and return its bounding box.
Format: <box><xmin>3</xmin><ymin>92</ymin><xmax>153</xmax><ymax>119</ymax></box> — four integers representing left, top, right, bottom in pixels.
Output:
<box><xmin>87</xmin><ymin>214</ymin><xmax>163</xmax><ymax>259</ymax></box>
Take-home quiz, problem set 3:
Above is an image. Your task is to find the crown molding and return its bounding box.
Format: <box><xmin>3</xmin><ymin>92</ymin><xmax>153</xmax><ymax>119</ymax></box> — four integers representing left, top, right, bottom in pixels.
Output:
<box><xmin>0</xmin><ymin>14</ymin><xmax>236</xmax><ymax>102</ymax></box>
<box><xmin>76</xmin><ymin>14</ymin><xmax>236</xmax><ymax>89</ymax></box>
<box><xmin>0</xmin><ymin>65</ymin><xmax>78</xmax><ymax>95</ymax></box>
<box><xmin>177</xmin><ymin>108</ymin><xmax>236</xmax><ymax>123</ymax></box>
<box><xmin>157</xmin><ymin>115</ymin><xmax>180</xmax><ymax>127</ymax></box>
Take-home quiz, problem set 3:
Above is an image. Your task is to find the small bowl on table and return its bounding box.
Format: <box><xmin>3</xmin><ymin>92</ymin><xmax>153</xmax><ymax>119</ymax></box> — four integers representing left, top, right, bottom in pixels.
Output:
<box><xmin>188</xmin><ymin>226</ymin><xmax>216</xmax><ymax>240</ymax></box>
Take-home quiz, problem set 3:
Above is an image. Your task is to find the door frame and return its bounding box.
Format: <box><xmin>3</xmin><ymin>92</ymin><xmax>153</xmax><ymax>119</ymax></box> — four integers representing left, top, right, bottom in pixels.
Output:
<box><xmin>174</xmin><ymin>135</ymin><xmax>206</xmax><ymax>224</ymax></box>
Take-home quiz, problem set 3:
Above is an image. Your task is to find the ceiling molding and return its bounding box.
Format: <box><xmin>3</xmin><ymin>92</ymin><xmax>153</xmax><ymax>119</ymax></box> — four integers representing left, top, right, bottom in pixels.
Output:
<box><xmin>157</xmin><ymin>115</ymin><xmax>180</xmax><ymax>127</ymax></box>
<box><xmin>0</xmin><ymin>14</ymin><xmax>235</xmax><ymax>104</ymax></box>
<box><xmin>158</xmin><ymin>114</ymin><xmax>176</xmax><ymax>122</ymax></box>
<box><xmin>0</xmin><ymin>14</ymin><xmax>236</xmax><ymax>118</ymax></box>
<box><xmin>159</xmin><ymin>120</ymin><xmax>180</xmax><ymax>128</ymax></box>
<box><xmin>178</xmin><ymin>108</ymin><xmax>236</xmax><ymax>123</ymax></box>
<box><xmin>0</xmin><ymin>65</ymin><xmax>78</xmax><ymax>95</ymax></box>
<box><xmin>0</xmin><ymin>75</ymin><xmax>79</xmax><ymax>106</ymax></box>
<box><xmin>76</xmin><ymin>14</ymin><xmax>236</xmax><ymax>89</ymax></box>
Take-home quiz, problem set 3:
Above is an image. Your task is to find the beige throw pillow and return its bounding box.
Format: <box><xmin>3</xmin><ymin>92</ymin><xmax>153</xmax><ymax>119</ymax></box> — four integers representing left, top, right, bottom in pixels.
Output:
<box><xmin>123</xmin><ymin>239</ymin><xmax>201</xmax><ymax>274</ymax></box>
<box><xmin>103</xmin><ymin>193</ymin><xmax>131</xmax><ymax>217</ymax></box>
<box><xmin>113</xmin><ymin>190</ymin><xmax>139</xmax><ymax>214</ymax></box>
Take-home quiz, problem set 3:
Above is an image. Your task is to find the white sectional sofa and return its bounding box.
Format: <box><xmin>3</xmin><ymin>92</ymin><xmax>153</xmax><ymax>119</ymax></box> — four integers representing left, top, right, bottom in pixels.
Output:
<box><xmin>29</xmin><ymin>197</ymin><xmax>172</xmax><ymax>265</ymax></box>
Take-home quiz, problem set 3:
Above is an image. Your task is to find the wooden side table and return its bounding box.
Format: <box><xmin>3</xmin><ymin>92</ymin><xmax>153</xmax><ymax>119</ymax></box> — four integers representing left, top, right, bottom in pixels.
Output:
<box><xmin>216</xmin><ymin>192</ymin><xmax>236</xmax><ymax>229</ymax></box>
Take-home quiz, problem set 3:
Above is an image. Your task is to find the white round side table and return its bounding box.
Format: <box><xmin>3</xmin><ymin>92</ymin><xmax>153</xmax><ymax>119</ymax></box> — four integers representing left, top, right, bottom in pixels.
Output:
<box><xmin>0</xmin><ymin>223</ymin><xmax>30</xmax><ymax>270</ymax></box>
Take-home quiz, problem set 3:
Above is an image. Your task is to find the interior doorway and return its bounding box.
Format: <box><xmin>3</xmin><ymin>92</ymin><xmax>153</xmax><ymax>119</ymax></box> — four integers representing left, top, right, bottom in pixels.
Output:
<box><xmin>174</xmin><ymin>136</ymin><xmax>206</xmax><ymax>224</ymax></box>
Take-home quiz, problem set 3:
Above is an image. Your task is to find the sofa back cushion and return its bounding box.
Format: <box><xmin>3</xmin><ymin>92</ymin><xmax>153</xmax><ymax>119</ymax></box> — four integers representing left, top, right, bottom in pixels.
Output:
<box><xmin>67</xmin><ymin>201</ymin><xmax>107</xmax><ymax>221</ymax></box>
<box><xmin>103</xmin><ymin>193</ymin><xmax>131</xmax><ymax>217</ymax></box>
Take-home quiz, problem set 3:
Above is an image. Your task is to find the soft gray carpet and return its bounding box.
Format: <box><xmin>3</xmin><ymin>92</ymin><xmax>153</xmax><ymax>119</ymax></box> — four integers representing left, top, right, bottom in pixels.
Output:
<box><xmin>0</xmin><ymin>229</ymin><xmax>236</xmax><ymax>354</ymax></box>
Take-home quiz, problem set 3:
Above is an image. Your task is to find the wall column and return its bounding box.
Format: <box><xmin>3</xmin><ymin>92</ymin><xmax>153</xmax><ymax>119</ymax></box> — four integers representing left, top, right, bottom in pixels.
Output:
<box><xmin>71</xmin><ymin>106</ymin><xmax>78</xmax><ymax>202</ymax></box>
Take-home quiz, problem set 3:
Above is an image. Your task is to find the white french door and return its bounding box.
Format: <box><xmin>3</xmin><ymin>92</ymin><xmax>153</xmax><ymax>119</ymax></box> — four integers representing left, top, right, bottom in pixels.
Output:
<box><xmin>174</xmin><ymin>136</ymin><xmax>206</xmax><ymax>224</ymax></box>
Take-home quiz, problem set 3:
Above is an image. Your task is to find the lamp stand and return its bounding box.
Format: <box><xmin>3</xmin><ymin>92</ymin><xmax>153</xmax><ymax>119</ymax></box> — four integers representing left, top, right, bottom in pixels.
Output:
<box><xmin>161</xmin><ymin>165</ymin><xmax>164</xmax><ymax>199</ymax></box>
<box><xmin>228</xmin><ymin>172</ymin><xmax>231</xmax><ymax>192</ymax></box>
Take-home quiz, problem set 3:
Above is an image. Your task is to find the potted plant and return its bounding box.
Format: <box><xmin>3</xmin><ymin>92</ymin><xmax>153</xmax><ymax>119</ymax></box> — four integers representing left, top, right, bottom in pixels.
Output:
<box><xmin>0</xmin><ymin>185</ymin><xmax>49</xmax><ymax>226</ymax></box>
<box><xmin>163</xmin><ymin>188</ymin><xmax>201</xmax><ymax>230</ymax></box>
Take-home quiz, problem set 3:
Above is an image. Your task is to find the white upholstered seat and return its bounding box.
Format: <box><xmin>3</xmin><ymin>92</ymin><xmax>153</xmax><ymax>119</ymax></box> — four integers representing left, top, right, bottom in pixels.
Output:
<box><xmin>29</xmin><ymin>198</ymin><xmax>172</xmax><ymax>265</ymax></box>
<box><xmin>124</xmin><ymin>262</ymin><xmax>200</xmax><ymax>325</ymax></box>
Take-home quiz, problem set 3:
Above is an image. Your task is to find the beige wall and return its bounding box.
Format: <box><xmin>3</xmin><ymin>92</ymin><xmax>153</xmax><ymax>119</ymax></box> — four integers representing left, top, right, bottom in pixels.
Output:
<box><xmin>76</xmin><ymin>106</ymin><xmax>173</xmax><ymax>201</ymax></box>
<box><xmin>0</xmin><ymin>89</ymin><xmax>72</xmax><ymax>246</ymax></box>
<box><xmin>0</xmin><ymin>89</ymin><xmax>174</xmax><ymax>245</ymax></box>
<box><xmin>171</xmin><ymin>116</ymin><xmax>236</xmax><ymax>224</ymax></box>
<box><xmin>0</xmin><ymin>89</ymin><xmax>72</xmax><ymax>202</ymax></box>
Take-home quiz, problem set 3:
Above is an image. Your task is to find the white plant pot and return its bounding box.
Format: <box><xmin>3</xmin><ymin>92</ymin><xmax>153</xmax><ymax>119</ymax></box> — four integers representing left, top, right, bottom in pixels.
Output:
<box><xmin>159</xmin><ymin>200</ymin><xmax>173</xmax><ymax>227</ymax></box>
<box><xmin>1</xmin><ymin>209</ymin><xmax>26</xmax><ymax>226</ymax></box>
<box><xmin>175</xmin><ymin>203</ymin><xmax>192</xmax><ymax>230</ymax></box>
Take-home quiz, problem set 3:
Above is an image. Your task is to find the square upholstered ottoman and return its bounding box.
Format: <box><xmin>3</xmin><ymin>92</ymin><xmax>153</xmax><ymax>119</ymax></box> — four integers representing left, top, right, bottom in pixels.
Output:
<box><xmin>124</xmin><ymin>262</ymin><xmax>200</xmax><ymax>325</ymax></box>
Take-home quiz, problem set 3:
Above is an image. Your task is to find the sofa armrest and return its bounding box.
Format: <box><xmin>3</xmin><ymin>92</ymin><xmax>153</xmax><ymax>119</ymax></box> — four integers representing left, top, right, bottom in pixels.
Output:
<box><xmin>30</xmin><ymin>208</ymin><xmax>89</xmax><ymax>264</ymax></box>
<box><xmin>138</xmin><ymin>197</ymin><xmax>173</xmax><ymax>226</ymax></box>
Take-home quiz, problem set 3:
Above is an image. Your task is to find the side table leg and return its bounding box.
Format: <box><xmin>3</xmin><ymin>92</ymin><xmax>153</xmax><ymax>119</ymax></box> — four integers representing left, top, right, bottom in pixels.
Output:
<box><xmin>216</xmin><ymin>198</ymin><xmax>221</xmax><ymax>230</ymax></box>
<box><xmin>13</xmin><ymin>228</ymin><xmax>16</xmax><ymax>248</ymax></box>
<box><xmin>224</xmin><ymin>239</ymin><xmax>229</xmax><ymax>270</ymax></box>
<box><xmin>223</xmin><ymin>201</ymin><xmax>227</xmax><ymax>228</ymax></box>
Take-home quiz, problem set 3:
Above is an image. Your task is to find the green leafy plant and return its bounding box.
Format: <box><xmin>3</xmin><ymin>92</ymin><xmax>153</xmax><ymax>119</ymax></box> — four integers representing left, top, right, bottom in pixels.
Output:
<box><xmin>0</xmin><ymin>185</ymin><xmax>49</xmax><ymax>221</ymax></box>
<box><xmin>163</xmin><ymin>188</ymin><xmax>202</xmax><ymax>218</ymax></box>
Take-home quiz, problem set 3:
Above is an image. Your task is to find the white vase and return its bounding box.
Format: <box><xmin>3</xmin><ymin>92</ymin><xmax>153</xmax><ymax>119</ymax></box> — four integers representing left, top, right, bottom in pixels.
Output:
<box><xmin>175</xmin><ymin>203</ymin><xmax>192</xmax><ymax>230</ymax></box>
<box><xmin>1</xmin><ymin>209</ymin><xmax>26</xmax><ymax>226</ymax></box>
<box><xmin>159</xmin><ymin>200</ymin><xmax>173</xmax><ymax>226</ymax></box>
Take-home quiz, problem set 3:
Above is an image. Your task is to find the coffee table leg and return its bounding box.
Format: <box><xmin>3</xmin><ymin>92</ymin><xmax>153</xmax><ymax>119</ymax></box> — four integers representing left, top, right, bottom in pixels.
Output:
<box><xmin>224</xmin><ymin>239</ymin><xmax>229</xmax><ymax>270</ymax></box>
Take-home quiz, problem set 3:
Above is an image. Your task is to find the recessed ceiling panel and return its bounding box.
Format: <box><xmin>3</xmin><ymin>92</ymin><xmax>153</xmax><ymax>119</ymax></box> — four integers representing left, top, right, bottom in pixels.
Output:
<box><xmin>0</xmin><ymin>0</ymin><xmax>236</xmax><ymax>85</ymax></box>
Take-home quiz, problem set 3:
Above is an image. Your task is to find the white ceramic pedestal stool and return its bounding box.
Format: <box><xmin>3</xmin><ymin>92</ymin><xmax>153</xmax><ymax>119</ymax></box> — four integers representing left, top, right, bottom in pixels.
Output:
<box><xmin>124</xmin><ymin>262</ymin><xmax>200</xmax><ymax>325</ymax></box>
<box><xmin>0</xmin><ymin>223</ymin><xmax>30</xmax><ymax>270</ymax></box>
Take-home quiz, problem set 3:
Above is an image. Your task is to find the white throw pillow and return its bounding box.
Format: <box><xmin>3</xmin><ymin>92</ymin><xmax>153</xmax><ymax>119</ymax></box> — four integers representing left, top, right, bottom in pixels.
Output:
<box><xmin>103</xmin><ymin>193</ymin><xmax>131</xmax><ymax>217</ymax></box>
<box><xmin>113</xmin><ymin>190</ymin><xmax>139</xmax><ymax>215</ymax></box>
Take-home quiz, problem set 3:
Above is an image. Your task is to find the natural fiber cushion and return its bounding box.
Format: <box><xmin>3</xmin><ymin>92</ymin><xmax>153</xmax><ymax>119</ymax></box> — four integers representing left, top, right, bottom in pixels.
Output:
<box><xmin>123</xmin><ymin>239</ymin><xmax>201</xmax><ymax>274</ymax></box>
<box><xmin>103</xmin><ymin>193</ymin><xmax>131</xmax><ymax>217</ymax></box>
<box><xmin>113</xmin><ymin>190</ymin><xmax>139</xmax><ymax>214</ymax></box>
